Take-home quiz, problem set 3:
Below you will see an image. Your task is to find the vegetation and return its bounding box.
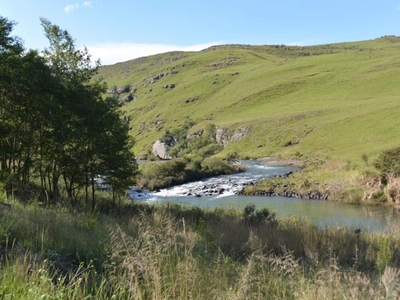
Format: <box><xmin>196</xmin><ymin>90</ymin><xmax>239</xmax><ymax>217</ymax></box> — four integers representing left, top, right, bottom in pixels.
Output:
<box><xmin>374</xmin><ymin>147</ymin><xmax>400</xmax><ymax>183</ymax></box>
<box><xmin>136</xmin><ymin>156</ymin><xmax>245</xmax><ymax>190</ymax></box>
<box><xmin>136</xmin><ymin>120</ymin><xmax>242</xmax><ymax>190</ymax></box>
<box><xmin>3</xmin><ymin>13</ymin><xmax>400</xmax><ymax>299</ymax></box>
<box><xmin>97</xmin><ymin>37</ymin><xmax>400</xmax><ymax>166</ymax></box>
<box><xmin>1</xmin><ymin>200</ymin><xmax>400</xmax><ymax>299</ymax></box>
<box><xmin>0</xmin><ymin>16</ymin><xmax>136</xmax><ymax>208</ymax></box>
<box><xmin>95</xmin><ymin>33</ymin><xmax>400</xmax><ymax>204</ymax></box>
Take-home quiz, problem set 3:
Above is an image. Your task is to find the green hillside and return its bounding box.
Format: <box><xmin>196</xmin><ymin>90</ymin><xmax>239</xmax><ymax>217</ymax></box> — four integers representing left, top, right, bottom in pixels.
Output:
<box><xmin>96</xmin><ymin>36</ymin><xmax>400</xmax><ymax>163</ymax></box>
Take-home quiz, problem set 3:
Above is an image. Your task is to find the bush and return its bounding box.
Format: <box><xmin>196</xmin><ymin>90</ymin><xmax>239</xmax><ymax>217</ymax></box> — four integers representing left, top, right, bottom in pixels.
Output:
<box><xmin>136</xmin><ymin>156</ymin><xmax>245</xmax><ymax>190</ymax></box>
<box><xmin>198</xmin><ymin>143</ymin><xmax>222</xmax><ymax>157</ymax></box>
<box><xmin>201</xmin><ymin>157</ymin><xmax>234</xmax><ymax>175</ymax></box>
<box><xmin>159</xmin><ymin>130</ymin><xmax>175</xmax><ymax>146</ymax></box>
<box><xmin>374</xmin><ymin>147</ymin><xmax>400</xmax><ymax>183</ymax></box>
<box><xmin>243</xmin><ymin>204</ymin><xmax>277</xmax><ymax>227</ymax></box>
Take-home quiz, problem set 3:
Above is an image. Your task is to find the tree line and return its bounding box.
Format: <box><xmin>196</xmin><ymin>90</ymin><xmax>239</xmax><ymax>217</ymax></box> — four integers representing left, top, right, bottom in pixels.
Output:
<box><xmin>0</xmin><ymin>16</ymin><xmax>137</xmax><ymax>208</ymax></box>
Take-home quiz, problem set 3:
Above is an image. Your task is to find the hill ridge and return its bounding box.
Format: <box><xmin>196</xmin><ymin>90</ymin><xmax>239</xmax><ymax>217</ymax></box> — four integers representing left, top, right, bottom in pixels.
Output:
<box><xmin>96</xmin><ymin>37</ymin><xmax>400</xmax><ymax>162</ymax></box>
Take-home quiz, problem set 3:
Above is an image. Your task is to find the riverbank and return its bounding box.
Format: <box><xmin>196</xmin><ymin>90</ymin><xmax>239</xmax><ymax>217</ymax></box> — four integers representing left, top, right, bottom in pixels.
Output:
<box><xmin>246</xmin><ymin>157</ymin><xmax>389</xmax><ymax>206</ymax></box>
<box><xmin>241</xmin><ymin>157</ymin><xmax>332</xmax><ymax>200</ymax></box>
<box><xmin>257</xmin><ymin>157</ymin><xmax>305</xmax><ymax>168</ymax></box>
<box><xmin>136</xmin><ymin>156</ymin><xmax>246</xmax><ymax>191</ymax></box>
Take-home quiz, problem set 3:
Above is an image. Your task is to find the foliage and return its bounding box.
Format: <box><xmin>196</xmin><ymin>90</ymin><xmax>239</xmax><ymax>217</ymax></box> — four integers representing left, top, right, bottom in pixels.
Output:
<box><xmin>243</xmin><ymin>203</ymin><xmax>277</xmax><ymax>227</ymax></box>
<box><xmin>201</xmin><ymin>156</ymin><xmax>236</xmax><ymax>176</ymax></box>
<box><xmin>136</xmin><ymin>156</ymin><xmax>244</xmax><ymax>190</ymax></box>
<box><xmin>167</xmin><ymin>121</ymin><xmax>220</xmax><ymax>158</ymax></box>
<box><xmin>0</xmin><ymin>16</ymin><xmax>136</xmax><ymax>208</ymax></box>
<box><xmin>374</xmin><ymin>147</ymin><xmax>400</xmax><ymax>183</ymax></box>
<box><xmin>159</xmin><ymin>130</ymin><xmax>175</xmax><ymax>146</ymax></box>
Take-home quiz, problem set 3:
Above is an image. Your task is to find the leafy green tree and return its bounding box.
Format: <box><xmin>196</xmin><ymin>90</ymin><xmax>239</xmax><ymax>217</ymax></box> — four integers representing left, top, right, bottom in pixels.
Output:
<box><xmin>40</xmin><ymin>18</ymin><xmax>137</xmax><ymax>206</ymax></box>
<box><xmin>0</xmin><ymin>16</ymin><xmax>57</xmax><ymax>200</ymax></box>
<box><xmin>0</xmin><ymin>15</ymin><xmax>137</xmax><ymax>207</ymax></box>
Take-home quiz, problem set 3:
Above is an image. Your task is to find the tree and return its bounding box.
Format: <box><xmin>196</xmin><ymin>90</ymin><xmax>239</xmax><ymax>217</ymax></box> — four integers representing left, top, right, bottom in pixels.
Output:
<box><xmin>0</xmin><ymin>15</ymin><xmax>137</xmax><ymax>207</ymax></box>
<box><xmin>40</xmin><ymin>18</ymin><xmax>137</xmax><ymax>206</ymax></box>
<box><xmin>0</xmin><ymin>16</ymin><xmax>56</xmax><ymax>200</ymax></box>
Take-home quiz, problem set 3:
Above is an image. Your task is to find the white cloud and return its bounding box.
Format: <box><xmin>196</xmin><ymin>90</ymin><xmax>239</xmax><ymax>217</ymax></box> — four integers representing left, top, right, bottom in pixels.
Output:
<box><xmin>65</xmin><ymin>3</ymin><xmax>79</xmax><ymax>13</ymax></box>
<box><xmin>86</xmin><ymin>42</ymin><xmax>224</xmax><ymax>65</ymax></box>
<box><xmin>65</xmin><ymin>1</ymin><xmax>92</xmax><ymax>13</ymax></box>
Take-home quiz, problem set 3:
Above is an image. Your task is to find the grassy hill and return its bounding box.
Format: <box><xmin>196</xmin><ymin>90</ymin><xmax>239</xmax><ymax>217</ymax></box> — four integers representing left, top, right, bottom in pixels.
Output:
<box><xmin>96</xmin><ymin>36</ymin><xmax>400</xmax><ymax>165</ymax></box>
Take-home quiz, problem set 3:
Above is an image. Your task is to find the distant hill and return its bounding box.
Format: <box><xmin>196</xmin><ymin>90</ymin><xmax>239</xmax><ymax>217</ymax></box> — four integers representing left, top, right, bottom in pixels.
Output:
<box><xmin>96</xmin><ymin>36</ymin><xmax>400</xmax><ymax>163</ymax></box>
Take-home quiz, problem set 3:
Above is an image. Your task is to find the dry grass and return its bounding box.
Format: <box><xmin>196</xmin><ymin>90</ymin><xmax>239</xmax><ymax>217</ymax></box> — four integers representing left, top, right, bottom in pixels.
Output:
<box><xmin>1</xmin><ymin>201</ymin><xmax>400</xmax><ymax>299</ymax></box>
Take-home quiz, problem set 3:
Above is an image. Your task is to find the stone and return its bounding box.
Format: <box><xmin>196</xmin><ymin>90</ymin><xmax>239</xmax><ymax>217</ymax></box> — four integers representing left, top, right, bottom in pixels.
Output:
<box><xmin>152</xmin><ymin>140</ymin><xmax>173</xmax><ymax>160</ymax></box>
<box><xmin>164</xmin><ymin>84</ymin><xmax>176</xmax><ymax>89</ymax></box>
<box><xmin>216</xmin><ymin>127</ymin><xmax>230</xmax><ymax>147</ymax></box>
<box><xmin>230</xmin><ymin>127</ymin><xmax>251</xmax><ymax>143</ymax></box>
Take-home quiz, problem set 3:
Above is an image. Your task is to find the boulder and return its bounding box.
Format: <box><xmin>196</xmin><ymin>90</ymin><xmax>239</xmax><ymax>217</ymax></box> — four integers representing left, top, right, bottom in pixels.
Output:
<box><xmin>152</xmin><ymin>140</ymin><xmax>173</xmax><ymax>160</ymax></box>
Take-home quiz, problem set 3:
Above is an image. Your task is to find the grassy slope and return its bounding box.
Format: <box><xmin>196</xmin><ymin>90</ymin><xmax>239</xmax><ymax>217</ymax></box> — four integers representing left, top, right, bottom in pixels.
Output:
<box><xmin>96</xmin><ymin>37</ymin><xmax>400</xmax><ymax>164</ymax></box>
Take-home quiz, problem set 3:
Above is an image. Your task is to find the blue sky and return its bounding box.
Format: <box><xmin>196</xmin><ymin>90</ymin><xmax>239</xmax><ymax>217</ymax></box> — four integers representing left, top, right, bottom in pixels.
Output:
<box><xmin>2</xmin><ymin>0</ymin><xmax>400</xmax><ymax>65</ymax></box>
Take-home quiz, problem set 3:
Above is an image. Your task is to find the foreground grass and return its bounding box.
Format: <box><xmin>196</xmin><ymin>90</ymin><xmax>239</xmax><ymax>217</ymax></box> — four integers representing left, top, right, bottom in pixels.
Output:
<box><xmin>1</xmin><ymin>199</ymin><xmax>400</xmax><ymax>299</ymax></box>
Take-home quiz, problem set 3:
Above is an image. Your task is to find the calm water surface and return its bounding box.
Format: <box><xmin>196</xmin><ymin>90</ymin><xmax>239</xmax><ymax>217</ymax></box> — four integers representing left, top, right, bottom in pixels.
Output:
<box><xmin>132</xmin><ymin>160</ymin><xmax>400</xmax><ymax>232</ymax></box>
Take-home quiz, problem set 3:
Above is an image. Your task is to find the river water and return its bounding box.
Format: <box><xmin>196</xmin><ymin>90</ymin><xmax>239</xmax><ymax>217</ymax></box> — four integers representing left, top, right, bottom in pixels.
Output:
<box><xmin>129</xmin><ymin>160</ymin><xmax>400</xmax><ymax>232</ymax></box>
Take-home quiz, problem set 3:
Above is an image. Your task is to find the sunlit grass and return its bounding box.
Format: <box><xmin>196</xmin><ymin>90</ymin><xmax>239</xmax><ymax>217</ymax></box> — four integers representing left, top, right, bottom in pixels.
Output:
<box><xmin>96</xmin><ymin>38</ymin><xmax>400</xmax><ymax>166</ymax></box>
<box><xmin>1</xmin><ymin>200</ymin><xmax>400</xmax><ymax>298</ymax></box>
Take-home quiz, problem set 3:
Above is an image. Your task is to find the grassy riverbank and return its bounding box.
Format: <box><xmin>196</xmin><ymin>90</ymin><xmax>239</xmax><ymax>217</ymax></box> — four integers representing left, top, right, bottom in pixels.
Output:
<box><xmin>136</xmin><ymin>156</ymin><xmax>246</xmax><ymax>190</ymax></box>
<box><xmin>1</xmin><ymin>198</ymin><xmax>400</xmax><ymax>299</ymax></box>
<box><xmin>243</xmin><ymin>154</ymin><xmax>400</xmax><ymax>206</ymax></box>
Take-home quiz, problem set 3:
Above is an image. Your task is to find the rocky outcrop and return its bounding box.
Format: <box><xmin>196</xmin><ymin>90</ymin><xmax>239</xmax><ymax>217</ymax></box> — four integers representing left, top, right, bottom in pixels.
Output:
<box><xmin>184</xmin><ymin>97</ymin><xmax>199</xmax><ymax>104</ymax></box>
<box><xmin>164</xmin><ymin>83</ymin><xmax>176</xmax><ymax>89</ymax></box>
<box><xmin>216</xmin><ymin>127</ymin><xmax>230</xmax><ymax>147</ymax></box>
<box><xmin>116</xmin><ymin>86</ymin><xmax>130</xmax><ymax>94</ymax></box>
<box><xmin>216</xmin><ymin>126</ymin><xmax>251</xmax><ymax>147</ymax></box>
<box><xmin>231</xmin><ymin>127</ymin><xmax>251</xmax><ymax>142</ymax></box>
<box><xmin>152</xmin><ymin>140</ymin><xmax>174</xmax><ymax>160</ymax></box>
<box><xmin>237</xmin><ymin>188</ymin><xmax>330</xmax><ymax>200</ymax></box>
<box><xmin>121</xmin><ymin>94</ymin><xmax>134</xmax><ymax>103</ymax></box>
<box><xmin>187</xmin><ymin>130</ymin><xmax>204</xmax><ymax>139</ymax></box>
<box><xmin>209</xmin><ymin>57</ymin><xmax>239</xmax><ymax>68</ymax></box>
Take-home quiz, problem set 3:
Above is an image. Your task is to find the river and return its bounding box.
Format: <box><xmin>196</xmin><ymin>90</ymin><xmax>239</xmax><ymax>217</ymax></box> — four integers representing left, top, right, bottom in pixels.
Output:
<box><xmin>129</xmin><ymin>160</ymin><xmax>400</xmax><ymax>232</ymax></box>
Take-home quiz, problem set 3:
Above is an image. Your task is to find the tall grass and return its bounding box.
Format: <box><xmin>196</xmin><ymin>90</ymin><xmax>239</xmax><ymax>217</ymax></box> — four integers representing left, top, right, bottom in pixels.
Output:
<box><xmin>1</xmin><ymin>201</ymin><xmax>400</xmax><ymax>299</ymax></box>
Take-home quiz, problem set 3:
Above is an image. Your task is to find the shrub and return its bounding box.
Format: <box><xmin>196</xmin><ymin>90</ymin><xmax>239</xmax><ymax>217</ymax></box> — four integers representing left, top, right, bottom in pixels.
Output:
<box><xmin>374</xmin><ymin>147</ymin><xmax>400</xmax><ymax>183</ymax></box>
<box><xmin>201</xmin><ymin>157</ymin><xmax>234</xmax><ymax>175</ymax></box>
<box><xmin>198</xmin><ymin>143</ymin><xmax>222</xmax><ymax>157</ymax></box>
<box><xmin>243</xmin><ymin>204</ymin><xmax>277</xmax><ymax>227</ymax></box>
<box><xmin>159</xmin><ymin>130</ymin><xmax>175</xmax><ymax>146</ymax></box>
<box><xmin>136</xmin><ymin>156</ymin><xmax>244</xmax><ymax>190</ymax></box>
